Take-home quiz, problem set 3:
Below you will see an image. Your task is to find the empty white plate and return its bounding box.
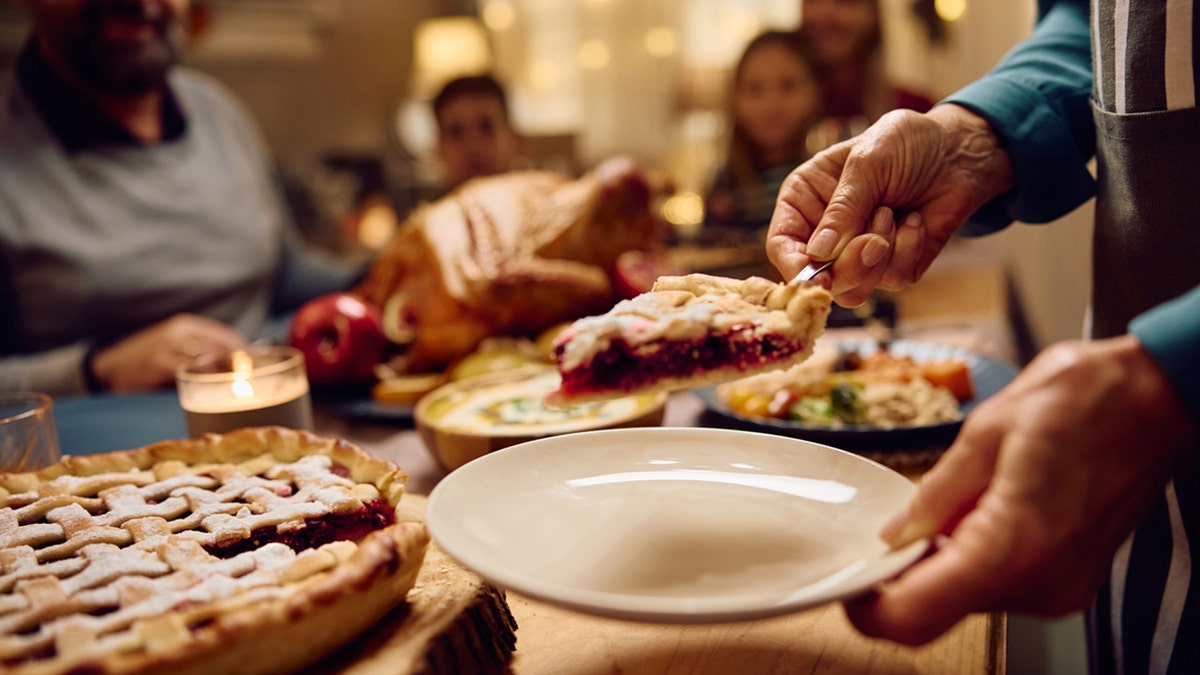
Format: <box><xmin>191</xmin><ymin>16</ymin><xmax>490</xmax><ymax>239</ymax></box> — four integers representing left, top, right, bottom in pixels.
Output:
<box><xmin>426</xmin><ymin>426</ymin><xmax>928</xmax><ymax>623</ymax></box>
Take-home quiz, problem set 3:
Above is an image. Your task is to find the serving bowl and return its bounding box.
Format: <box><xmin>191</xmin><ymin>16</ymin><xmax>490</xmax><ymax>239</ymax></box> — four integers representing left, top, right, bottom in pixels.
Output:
<box><xmin>415</xmin><ymin>366</ymin><xmax>667</xmax><ymax>470</ymax></box>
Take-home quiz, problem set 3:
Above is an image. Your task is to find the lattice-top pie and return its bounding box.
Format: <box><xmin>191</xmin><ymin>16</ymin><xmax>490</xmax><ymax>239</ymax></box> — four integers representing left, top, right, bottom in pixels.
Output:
<box><xmin>0</xmin><ymin>426</ymin><xmax>428</xmax><ymax>675</ymax></box>
<box><xmin>548</xmin><ymin>273</ymin><xmax>832</xmax><ymax>403</ymax></box>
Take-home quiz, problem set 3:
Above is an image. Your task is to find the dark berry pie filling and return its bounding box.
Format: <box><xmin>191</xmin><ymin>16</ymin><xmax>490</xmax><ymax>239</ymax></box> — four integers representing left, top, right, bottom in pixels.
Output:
<box><xmin>203</xmin><ymin>498</ymin><xmax>396</xmax><ymax>559</ymax></box>
<box><xmin>558</xmin><ymin>328</ymin><xmax>805</xmax><ymax>396</ymax></box>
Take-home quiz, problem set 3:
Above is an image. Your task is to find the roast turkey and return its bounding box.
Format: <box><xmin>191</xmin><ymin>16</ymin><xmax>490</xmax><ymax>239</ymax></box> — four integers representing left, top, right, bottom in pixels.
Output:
<box><xmin>355</xmin><ymin>157</ymin><xmax>667</xmax><ymax>371</ymax></box>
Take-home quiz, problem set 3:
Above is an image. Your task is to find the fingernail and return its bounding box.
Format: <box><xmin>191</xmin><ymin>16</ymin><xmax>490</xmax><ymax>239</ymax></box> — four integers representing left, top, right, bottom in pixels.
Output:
<box><xmin>870</xmin><ymin>207</ymin><xmax>895</xmax><ymax>235</ymax></box>
<box><xmin>883</xmin><ymin>516</ymin><xmax>935</xmax><ymax>550</ymax></box>
<box><xmin>860</xmin><ymin>235</ymin><xmax>890</xmax><ymax>267</ymax></box>
<box><xmin>807</xmin><ymin>228</ymin><xmax>839</xmax><ymax>259</ymax></box>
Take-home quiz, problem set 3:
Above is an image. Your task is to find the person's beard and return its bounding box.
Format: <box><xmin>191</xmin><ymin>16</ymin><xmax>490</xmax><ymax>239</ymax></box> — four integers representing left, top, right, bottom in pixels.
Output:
<box><xmin>66</xmin><ymin>1</ymin><xmax>183</xmax><ymax>95</ymax></box>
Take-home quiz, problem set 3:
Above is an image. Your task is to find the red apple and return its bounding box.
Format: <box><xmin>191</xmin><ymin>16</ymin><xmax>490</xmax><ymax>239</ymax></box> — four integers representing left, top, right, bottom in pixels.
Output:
<box><xmin>614</xmin><ymin>250</ymin><xmax>683</xmax><ymax>299</ymax></box>
<box><xmin>289</xmin><ymin>293</ymin><xmax>387</xmax><ymax>387</ymax></box>
<box><xmin>613</xmin><ymin>250</ymin><xmax>658</xmax><ymax>299</ymax></box>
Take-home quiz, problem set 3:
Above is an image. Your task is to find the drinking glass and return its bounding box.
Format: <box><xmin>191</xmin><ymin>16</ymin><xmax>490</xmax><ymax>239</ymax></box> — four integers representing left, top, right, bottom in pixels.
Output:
<box><xmin>0</xmin><ymin>393</ymin><xmax>61</xmax><ymax>472</ymax></box>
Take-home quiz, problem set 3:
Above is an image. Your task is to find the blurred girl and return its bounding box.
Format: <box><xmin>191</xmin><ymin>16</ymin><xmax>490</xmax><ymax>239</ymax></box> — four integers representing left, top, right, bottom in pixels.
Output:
<box><xmin>704</xmin><ymin>31</ymin><xmax>821</xmax><ymax>233</ymax></box>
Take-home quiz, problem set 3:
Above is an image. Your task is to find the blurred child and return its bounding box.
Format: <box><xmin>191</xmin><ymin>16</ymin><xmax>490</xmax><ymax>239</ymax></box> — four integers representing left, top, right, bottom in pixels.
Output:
<box><xmin>433</xmin><ymin>74</ymin><xmax>523</xmax><ymax>191</ymax></box>
<box><xmin>704</xmin><ymin>31</ymin><xmax>821</xmax><ymax>233</ymax></box>
<box><xmin>700</xmin><ymin>32</ymin><xmax>825</xmax><ymax>234</ymax></box>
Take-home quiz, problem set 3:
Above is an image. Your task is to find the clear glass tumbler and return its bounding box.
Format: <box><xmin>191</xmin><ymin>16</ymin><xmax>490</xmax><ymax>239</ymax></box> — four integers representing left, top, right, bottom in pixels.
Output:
<box><xmin>0</xmin><ymin>393</ymin><xmax>61</xmax><ymax>472</ymax></box>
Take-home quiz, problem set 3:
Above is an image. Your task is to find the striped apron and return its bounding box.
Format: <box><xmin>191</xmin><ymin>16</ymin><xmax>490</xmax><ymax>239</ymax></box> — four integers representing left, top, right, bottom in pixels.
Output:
<box><xmin>1088</xmin><ymin>1</ymin><xmax>1200</xmax><ymax>673</ymax></box>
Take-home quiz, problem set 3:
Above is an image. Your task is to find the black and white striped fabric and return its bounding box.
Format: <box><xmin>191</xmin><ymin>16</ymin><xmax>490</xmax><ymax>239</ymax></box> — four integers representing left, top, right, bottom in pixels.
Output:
<box><xmin>1091</xmin><ymin>473</ymin><xmax>1200</xmax><ymax>675</ymax></box>
<box><xmin>1088</xmin><ymin>2</ymin><xmax>1200</xmax><ymax>674</ymax></box>
<box><xmin>1092</xmin><ymin>0</ymin><xmax>1198</xmax><ymax>113</ymax></box>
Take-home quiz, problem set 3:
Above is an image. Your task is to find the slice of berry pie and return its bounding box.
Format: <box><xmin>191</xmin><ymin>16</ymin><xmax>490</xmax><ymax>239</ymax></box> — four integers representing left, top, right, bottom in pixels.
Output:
<box><xmin>548</xmin><ymin>273</ymin><xmax>832</xmax><ymax>404</ymax></box>
<box><xmin>0</xmin><ymin>426</ymin><xmax>428</xmax><ymax>675</ymax></box>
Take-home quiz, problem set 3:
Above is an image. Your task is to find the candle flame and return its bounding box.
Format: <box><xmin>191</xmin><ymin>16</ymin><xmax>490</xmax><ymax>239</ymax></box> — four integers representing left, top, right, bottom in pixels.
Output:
<box><xmin>231</xmin><ymin>378</ymin><xmax>255</xmax><ymax>398</ymax></box>
<box><xmin>230</xmin><ymin>350</ymin><xmax>255</xmax><ymax>399</ymax></box>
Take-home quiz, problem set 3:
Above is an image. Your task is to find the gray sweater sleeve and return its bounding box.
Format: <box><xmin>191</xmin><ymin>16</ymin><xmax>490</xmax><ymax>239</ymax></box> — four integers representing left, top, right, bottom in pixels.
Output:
<box><xmin>0</xmin><ymin>250</ymin><xmax>90</xmax><ymax>394</ymax></box>
<box><xmin>0</xmin><ymin>342</ymin><xmax>90</xmax><ymax>395</ymax></box>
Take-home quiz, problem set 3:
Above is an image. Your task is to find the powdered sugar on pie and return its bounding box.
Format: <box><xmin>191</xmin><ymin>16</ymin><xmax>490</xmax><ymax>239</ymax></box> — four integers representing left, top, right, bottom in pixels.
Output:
<box><xmin>0</xmin><ymin>427</ymin><xmax>427</xmax><ymax>675</ymax></box>
<box><xmin>548</xmin><ymin>273</ymin><xmax>832</xmax><ymax>403</ymax></box>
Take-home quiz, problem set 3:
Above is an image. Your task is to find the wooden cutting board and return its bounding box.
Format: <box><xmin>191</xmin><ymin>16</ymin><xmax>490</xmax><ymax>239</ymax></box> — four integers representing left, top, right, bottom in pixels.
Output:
<box><xmin>306</xmin><ymin>495</ymin><xmax>518</xmax><ymax>674</ymax></box>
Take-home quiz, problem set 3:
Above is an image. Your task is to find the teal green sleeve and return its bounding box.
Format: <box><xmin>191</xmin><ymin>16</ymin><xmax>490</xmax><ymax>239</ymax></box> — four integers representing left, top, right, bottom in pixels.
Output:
<box><xmin>942</xmin><ymin>0</ymin><xmax>1096</xmax><ymax>235</ymax></box>
<box><xmin>1130</xmin><ymin>285</ymin><xmax>1200</xmax><ymax>425</ymax></box>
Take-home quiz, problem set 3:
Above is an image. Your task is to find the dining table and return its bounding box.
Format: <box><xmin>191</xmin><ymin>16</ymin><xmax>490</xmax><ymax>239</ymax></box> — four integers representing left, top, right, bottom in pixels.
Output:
<box><xmin>49</xmin><ymin>387</ymin><xmax>1006</xmax><ymax>675</ymax></box>
<box><xmin>47</xmin><ymin>244</ymin><xmax>1018</xmax><ymax>674</ymax></box>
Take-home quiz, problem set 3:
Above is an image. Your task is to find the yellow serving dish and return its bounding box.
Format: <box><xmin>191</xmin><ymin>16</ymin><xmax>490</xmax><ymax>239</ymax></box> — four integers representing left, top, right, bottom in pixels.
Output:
<box><xmin>415</xmin><ymin>366</ymin><xmax>667</xmax><ymax>471</ymax></box>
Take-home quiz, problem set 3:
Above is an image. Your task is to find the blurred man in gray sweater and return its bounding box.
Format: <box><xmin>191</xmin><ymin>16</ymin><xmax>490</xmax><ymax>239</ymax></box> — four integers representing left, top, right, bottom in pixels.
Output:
<box><xmin>0</xmin><ymin>0</ymin><xmax>358</xmax><ymax>394</ymax></box>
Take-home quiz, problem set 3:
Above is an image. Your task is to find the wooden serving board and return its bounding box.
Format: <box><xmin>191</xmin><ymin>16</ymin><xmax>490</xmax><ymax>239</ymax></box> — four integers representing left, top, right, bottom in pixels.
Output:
<box><xmin>506</xmin><ymin>594</ymin><xmax>1004</xmax><ymax>674</ymax></box>
<box><xmin>306</xmin><ymin>495</ymin><xmax>518</xmax><ymax>674</ymax></box>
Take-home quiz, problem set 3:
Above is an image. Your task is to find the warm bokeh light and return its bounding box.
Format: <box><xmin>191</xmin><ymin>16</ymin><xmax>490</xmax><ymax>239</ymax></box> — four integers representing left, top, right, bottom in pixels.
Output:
<box><xmin>662</xmin><ymin>191</ymin><xmax>705</xmax><ymax>227</ymax></box>
<box><xmin>935</xmin><ymin>0</ymin><xmax>967</xmax><ymax>22</ymax></box>
<box><xmin>730</xmin><ymin>8</ymin><xmax>761</xmax><ymax>44</ymax></box>
<box><xmin>644</xmin><ymin>26</ymin><xmax>679</xmax><ymax>58</ymax></box>
<box><xmin>356</xmin><ymin>201</ymin><xmax>399</xmax><ymax>251</ymax></box>
<box><xmin>481</xmin><ymin>0</ymin><xmax>516</xmax><ymax>31</ymax></box>
<box><xmin>528</xmin><ymin>60</ymin><xmax>561</xmax><ymax>91</ymax></box>
<box><xmin>412</xmin><ymin>16</ymin><xmax>491</xmax><ymax>95</ymax></box>
<box><xmin>578</xmin><ymin>40</ymin><xmax>611</xmax><ymax>70</ymax></box>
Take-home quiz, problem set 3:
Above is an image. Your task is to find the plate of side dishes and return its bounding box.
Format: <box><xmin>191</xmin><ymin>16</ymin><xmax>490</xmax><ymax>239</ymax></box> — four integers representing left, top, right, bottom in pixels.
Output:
<box><xmin>696</xmin><ymin>339</ymin><xmax>1020</xmax><ymax>444</ymax></box>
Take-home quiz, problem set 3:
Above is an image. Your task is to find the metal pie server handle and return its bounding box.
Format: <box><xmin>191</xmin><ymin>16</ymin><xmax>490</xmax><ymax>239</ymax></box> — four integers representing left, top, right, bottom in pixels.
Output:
<box><xmin>792</xmin><ymin>260</ymin><xmax>833</xmax><ymax>283</ymax></box>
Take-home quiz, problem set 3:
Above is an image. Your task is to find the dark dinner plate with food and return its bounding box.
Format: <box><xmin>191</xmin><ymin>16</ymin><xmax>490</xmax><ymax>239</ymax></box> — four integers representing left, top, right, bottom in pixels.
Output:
<box><xmin>695</xmin><ymin>339</ymin><xmax>1019</xmax><ymax>444</ymax></box>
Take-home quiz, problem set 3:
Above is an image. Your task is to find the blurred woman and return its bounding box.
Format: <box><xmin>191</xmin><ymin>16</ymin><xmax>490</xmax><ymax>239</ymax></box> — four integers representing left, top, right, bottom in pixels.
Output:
<box><xmin>704</xmin><ymin>31</ymin><xmax>821</xmax><ymax>233</ymax></box>
<box><xmin>799</xmin><ymin>0</ymin><xmax>933</xmax><ymax>148</ymax></box>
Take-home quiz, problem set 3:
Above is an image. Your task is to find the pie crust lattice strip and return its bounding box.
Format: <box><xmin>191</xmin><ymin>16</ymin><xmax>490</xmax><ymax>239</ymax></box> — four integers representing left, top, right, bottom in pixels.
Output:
<box><xmin>549</xmin><ymin>273</ymin><xmax>832</xmax><ymax>403</ymax></box>
<box><xmin>0</xmin><ymin>426</ymin><xmax>428</xmax><ymax>675</ymax></box>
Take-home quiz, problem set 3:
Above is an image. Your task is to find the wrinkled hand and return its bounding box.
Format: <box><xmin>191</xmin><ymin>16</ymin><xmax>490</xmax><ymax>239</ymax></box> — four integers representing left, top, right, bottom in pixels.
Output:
<box><xmin>767</xmin><ymin>105</ymin><xmax>1015</xmax><ymax>307</ymax></box>
<box><xmin>90</xmin><ymin>314</ymin><xmax>248</xmax><ymax>393</ymax></box>
<box><xmin>844</xmin><ymin>335</ymin><xmax>1200</xmax><ymax>645</ymax></box>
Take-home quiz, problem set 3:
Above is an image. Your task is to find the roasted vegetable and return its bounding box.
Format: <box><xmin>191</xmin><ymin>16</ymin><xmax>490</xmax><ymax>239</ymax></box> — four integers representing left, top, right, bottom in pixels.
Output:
<box><xmin>830</xmin><ymin>382</ymin><xmax>868</xmax><ymax>424</ymax></box>
<box><xmin>920</xmin><ymin>359</ymin><xmax>975</xmax><ymax>402</ymax></box>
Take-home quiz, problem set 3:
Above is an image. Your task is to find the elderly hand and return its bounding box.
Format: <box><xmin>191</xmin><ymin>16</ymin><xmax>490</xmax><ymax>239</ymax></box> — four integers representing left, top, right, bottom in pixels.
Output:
<box><xmin>89</xmin><ymin>314</ymin><xmax>249</xmax><ymax>393</ymax></box>
<box><xmin>843</xmin><ymin>335</ymin><xmax>1200</xmax><ymax>645</ymax></box>
<box><xmin>767</xmin><ymin>105</ymin><xmax>1015</xmax><ymax>307</ymax></box>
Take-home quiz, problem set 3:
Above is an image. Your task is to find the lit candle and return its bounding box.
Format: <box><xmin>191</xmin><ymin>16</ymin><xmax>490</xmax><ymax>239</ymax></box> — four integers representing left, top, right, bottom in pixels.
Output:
<box><xmin>176</xmin><ymin>346</ymin><xmax>313</xmax><ymax>436</ymax></box>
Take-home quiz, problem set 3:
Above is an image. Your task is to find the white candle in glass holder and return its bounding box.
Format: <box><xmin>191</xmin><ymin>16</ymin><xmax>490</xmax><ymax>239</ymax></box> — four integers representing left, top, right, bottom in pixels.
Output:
<box><xmin>176</xmin><ymin>346</ymin><xmax>313</xmax><ymax>436</ymax></box>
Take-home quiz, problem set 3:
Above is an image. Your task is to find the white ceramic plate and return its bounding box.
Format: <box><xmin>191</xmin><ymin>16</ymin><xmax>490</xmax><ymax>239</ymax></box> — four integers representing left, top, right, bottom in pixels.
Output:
<box><xmin>426</xmin><ymin>427</ymin><xmax>928</xmax><ymax>623</ymax></box>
